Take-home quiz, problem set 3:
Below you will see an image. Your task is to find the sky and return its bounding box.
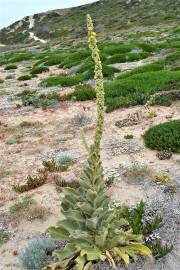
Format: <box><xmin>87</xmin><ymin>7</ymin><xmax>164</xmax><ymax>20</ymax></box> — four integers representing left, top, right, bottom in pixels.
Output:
<box><xmin>0</xmin><ymin>0</ymin><xmax>97</xmax><ymax>29</ymax></box>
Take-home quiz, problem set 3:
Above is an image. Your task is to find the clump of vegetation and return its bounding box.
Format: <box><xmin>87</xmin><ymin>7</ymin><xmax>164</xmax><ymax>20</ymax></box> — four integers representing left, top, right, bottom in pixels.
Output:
<box><xmin>13</xmin><ymin>172</ymin><xmax>48</xmax><ymax>193</ymax></box>
<box><xmin>124</xmin><ymin>134</ymin><xmax>134</xmax><ymax>139</ymax></box>
<box><xmin>19</xmin><ymin>121</ymin><xmax>42</xmax><ymax>128</ymax></box>
<box><xmin>116</xmin><ymin>62</ymin><xmax>164</xmax><ymax>80</ymax></box>
<box><xmin>78</xmin><ymin>63</ymin><xmax>119</xmax><ymax>80</ymax></box>
<box><xmin>16</xmin><ymin>89</ymin><xmax>61</xmax><ymax>109</ymax></box>
<box><xmin>54</xmin><ymin>176</ymin><xmax>80</xmax><ymax>192</ymax></box>
<box><xmin>71</xmin><ymin>113</ymin><xmax>92</xmax><ymax>127</ymax></box>
<box><xmin>43</xmin><ymin>160</ymin><xmax>62</xmax><ymax>172</ymax></box>
<box><xmin>123</xmin><ymin>162</ymin><xmax>151</xmax><ymax>184</ymax></box>
<box><xmin>58</xmin><ymin>50</ymin><xmax>90</xmax><ymax>69</ymax></box>
<box><xmin>155</xmin><ymin>172</ymin><xmax>170</xmax><ymax>184</ymax></box>
<box><xmin>156</xmin><ymin>150</ymin><xmax>172</xmax><ymax>160</ymax></box>
<box><xmin>122</xmin><ymin>201</ymin><xmax>160</xmax><ymax>234</ymax></box>
<box><xmin>10</xmin><ymin>195</ymin><xmax>48</xmax><ymax>221</ymax></box>
<box><xmin>7</xmin><ymin>52</ymin><xmax>33</xmax><ymax>63</ymax></box>
<box><xmin>105</xmin><ymin>175</ymin><xmax>115</xmax><ymax>187</ymax></box>
<box><xmin>105</xmin><ymin>70</ymin><xmax>180</xmax><ymax>112</ymax></box>
<box><xmin>0</xmin><ymin>79</ymin><xmax>4</xmax><ymax>83</ymax></box>
<box><xmin>120</xmin><ymin>202</ymin><xmax>172</xmax><ymax>259</ymax></box>
<box><xmin>40</xmin><ymin>75</ymin><xmax>83</xmax><ymax>87</ymax></box>
<box><xmin>9</xmin><ymin>195</ymin><xmax>34</xmax><ymax>219</ymax></box>
<box><xmin>66</xmin><ymin>84</ymin><xmax>96</xmax><ymax>101</ymax></box>
<box><xmin>4</xmin><ymin>64</ymin><xmax>17</xmax><ymax>70</ymax></box>
<box><xmin>5</xmin><ymin>75</ymin><xmax>14</xmax><ymax>80</ymax></box>
<box><xmin>149</xmin><ymin>241</ymin><xmax>173</xmax><ymax>259</ymax></box>
<box><xmin>5</xmin><ymin>135</ymin><xmax>16</xmax><ymax>145</ymax></box>
<box><xmin>55</xmin><ymin>151</ymin><xmax>76</xmax><ymax>166</ymax></box>
<box><xmin>17</xmin><ymin>75</ymin><xmax>32</xmax><ymax>81</ymax></box>
<box><xmin>30</xmin><ymin>66</ymin><xmax>49</xmax><ymax>75</ymax></box>
<box><xmin>46</xmin><ymin>15</ymin><xmax>151</xmax><ymax>270</ymax></box>
<box><xmin>147</xmin><ymin>111</ymin><xmax>157</xmax><ymax>118</ymax></box>
<box><xmin>43</xmin><ymin>152</ymin><xmax>76</xmax><ymax>173</ymax></box>
<box><xmin>105</xmin><ymin>52</ymin><xmax>150</xmax><ymax>64</ymax></box>
<box><xmin>144</xmin><ymin>120</ymin><xmax>180</xmax><ymax>153</ymax></box>
<box><xmin>0</xmin><ymin>230</ymin><xmax>10</xmax><ymax>246</ymax></box>
<box><xmin>44</xmin><ymin>53</ymin><xmax>65</xmax><ymax>66</ymax></box>
<box><xmin>19</xmin><ymin>237</ymin><xmax>57</xmax><ymax>270</ymax></box>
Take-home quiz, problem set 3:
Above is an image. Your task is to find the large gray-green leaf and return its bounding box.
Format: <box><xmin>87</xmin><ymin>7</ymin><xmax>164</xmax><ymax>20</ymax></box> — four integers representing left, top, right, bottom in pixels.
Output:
<box><xmin>48</xmin><ymin>226</ymin><xmax>69</xmax><ymax>240</ymax></box>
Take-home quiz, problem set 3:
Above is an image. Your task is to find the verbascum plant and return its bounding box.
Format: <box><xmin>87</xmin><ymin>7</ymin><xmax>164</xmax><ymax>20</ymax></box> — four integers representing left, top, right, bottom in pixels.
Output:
<box><xmin>45</xmin><ymin>15</ymin><xmax>151</xmax><ymax>270</ymax></box>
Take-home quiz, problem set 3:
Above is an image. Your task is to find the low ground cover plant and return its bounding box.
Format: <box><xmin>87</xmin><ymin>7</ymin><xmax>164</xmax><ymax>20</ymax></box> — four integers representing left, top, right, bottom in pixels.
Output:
<box><xmin>65</xmin><ymin>84</ymin><xmax>96</xmax><ymax>101</ymax></box>
<box><xmin>144</xmin><ymin>120</ymin><xmax>180</xmax><ymax>153</ymax></box>
<box><xmin>17</xmin><ymin>75</ymin><xmax>32</xmax><ymax>81</ymax></box>
<box><xmin>19</xmin><ymin>237</ymin><xmax>57</xmax><ymax>270</ymax></box>
<box><xmin>4</xmin><ymin>64</ymin><xmax>17</xmax><ymax>70</ymax></box>
<box><xmin>41</xmin><ymin>74</ymin><xmax>84</xmax><ymax>87</ymax></box>
<box><xmin>67</xmin><ymin>70</ymin><xmax>180</xmax><ymax>112</ymax></box>
<box><xmin>105</xmin><ymin>70</ymin><xmax>180</xmax><ymax>111</ymax></box>
<box><xmin>13</xmin><ymin>172</ymin><xmax>48</xmax><ymax>193</ymax></box>
<box><xmin>16</xmin><ymin>89</ymin><xmax>61</xmax><ymax>109</ymax></box>
<box><xmin>30</xmin><ymin>66</ymin><xmax>49</xmax><ymax>75</ymax></box>
<box><xmin>0</xmin><ymin>230</ymin><xmax>10</xmax><ymax>246</ymax></box>
<box><xmin>105</xmin><ymin>51</ymin><xmax>150</xmax><ymax>64</ymax></box>
<box><xmin>116</xmin><ymin>62</ymin><xmax>165</xmax><ymax>80</ymax></box>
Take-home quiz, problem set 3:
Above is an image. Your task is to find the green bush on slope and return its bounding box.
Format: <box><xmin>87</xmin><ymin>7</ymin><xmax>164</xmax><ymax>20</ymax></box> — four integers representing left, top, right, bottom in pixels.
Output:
<box><xmin>144</xmin><ymin>120</ymin><xmax>180</xmax><ymax>153</ymax></box>
<box><xmin>105</xmin><ymin>70</ymin><xmax>180</xmax><ymax>111</ymax></box>
<box><xmin>30</xmin><ymin>66</ymin><xmax>49</xmax><ymax>75</ymax></box>
<box><xmin>40</xmin><ymin>75</ymin><xmax>84</xmax><ymax>87</ymax></box>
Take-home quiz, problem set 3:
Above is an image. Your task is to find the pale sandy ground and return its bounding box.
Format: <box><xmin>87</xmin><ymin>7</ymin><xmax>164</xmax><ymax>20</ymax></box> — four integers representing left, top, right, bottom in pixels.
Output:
<box><xmin>0</xmin><ymin>61</ymin><xmax>179</xmax><ymax>269</ymax></box>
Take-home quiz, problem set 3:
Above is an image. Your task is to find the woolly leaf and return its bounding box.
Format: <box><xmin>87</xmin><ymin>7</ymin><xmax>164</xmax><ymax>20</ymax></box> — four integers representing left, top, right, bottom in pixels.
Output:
<box><xmin>48</xmin><ymin>226</ymin><xmax>69</xmax><ymax>240</ymax></box>
<box><xmin>75</xmin><ymin>255</ymin><xmax>86</xmax><ymax>270</ymax></box>
<box><xmin>53</xmin><ymin>243</ymin><xmax>78</xmax><ymax>260</ymax></box>
<box><xmin>81</xmin><ymin>246</ymin><xmax>102</xmax><ymax>260</ymax></box>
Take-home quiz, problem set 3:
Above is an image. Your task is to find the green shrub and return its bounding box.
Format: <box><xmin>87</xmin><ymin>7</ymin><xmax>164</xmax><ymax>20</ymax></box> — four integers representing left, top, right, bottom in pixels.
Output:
<box><xmin>30</xmin><ymin>66</ymin><xmax>49</xmax><ymax>75</ymax></box>
<box><xmin>0</xmin><ymin>79</ymin><xmax>4</xmax><ymax>84</ymax></box>
<box><xmin>10</xmin><ymin>195</ymin><xmax>34</xmax><ymax>217</ymax></box>
<box><xmin>17</xmin><ymin>75</ymin><xmax>32</xmax><ymax>81</ymax></box>
<box><xmin>155</xmin><ymin>172</ymin><xmax>170</xmax><ymax>184</ymax></box>
<box><xmin>5</xmin><ymin>75</ymin><xmax>14</xmax><ymax>80</ymax></box>
<box><xmin>55</xmin><ymin>151</ymin><xmax>76</xmax><ymax>166</ymax></box>
<box><xmin>4</xmin><ymin>64</ymin><xmax>17</xmax><ymax>70</ymax></box>
<box><xmin>45</xmin><ymin>54</ymin><xmax>65</xmax><ymax>66</ymax></box>
<box><xmin>138</xmin><ymin>42</ymin><xmax>157</xmax><ymax>52</ymax></box>
<box><xmin>41</xmin><ymin>75</ymin><xmax>83</xmax><ymax>87</ymax></box>
<box><xmin>13</xmin><ymin>172</ymin><xmax>48</xmax><ymax>192</ymax></box>
<box><xmin>117</xmin><ymin>63</ymin><xmax>164</xmax><ymax>80</ymax></box>
<box><xmin>124</xmin><ymin>134</ymin><xmax>134</xmax><ymax>139</ymax></box>
<box><xmin>16</xmin><ymin>90</ymin><xmax>61</xmax><ymax>109</ymax></box>
<box><xmin>19</xmin><ymin>237</ymin><xmax>57</xmax><ymax>270</ymax></box>
<box><xmin>66</xmin><ymin>84</ymin><xmax>96</xmax><ymax>101</ymax></box>
<box><xmin>5</xmin><ymin>136</ymin><xmax>16</xmax><ymax>145</ymax></box>
<box><xmin>144</xmin><ymin>120</ymin><xmax>180</xmax><ymax>153</ymax></box>
<box><xmin>149</xmin><ymin>241</ymin><xmax>173</xmax><ymax>259</ymax></box>
<box><xmin>0</xmin><ymin>230</ymin><xmax>10</xmax><ymax>246</ymax></box>
<box><xmin>104</xmin><ymin>70</ymin><xmax>180</xmax><ymax>111</ymax></box>
<box><xmin>102</xmin><ymin>43</ymin><xmax>133</xmax><ymax>55</ymax></box>
<box><xmin>59</xmin><ymin>50</ymin><xmax>90</xmax><ymax>68</ymax></box>
<box><xmin>123</xmin><ymin>162</ymin><xmax>151</xmax><ymax>184</ymax></box>
<box><xmin>105</xmin><ymin>52</ymin><xmax>150</xmax><ymax>64</ymax></box>
<box><xmin>83</xmin><ymin>64</ymin><xmax>119</xmax><ymax>80</ymax></box>
<box><xmin>71</xmin><ymin>113</ymin><xmax>92</xmax><ymax>127</ymax></box>
<box><xmin>8</xmin><ymin>52</ymin><xmax>33</xmax><ymax>63</ymax></box>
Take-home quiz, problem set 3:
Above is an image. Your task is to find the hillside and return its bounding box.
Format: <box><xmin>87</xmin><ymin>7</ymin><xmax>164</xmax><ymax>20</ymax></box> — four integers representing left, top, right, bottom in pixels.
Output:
<box><xmin>0</xmin><ymin>0</ymin><xmax>179</xmax><ymax>45</ymax></box>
